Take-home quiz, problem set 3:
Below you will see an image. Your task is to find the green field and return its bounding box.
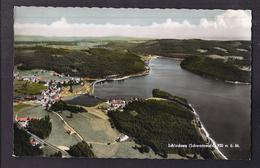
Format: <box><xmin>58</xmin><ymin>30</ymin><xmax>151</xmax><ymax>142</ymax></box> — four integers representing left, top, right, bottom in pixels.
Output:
<box><xmin>14</xmin><ymin>80</ymin><xmax>47</xmax><ymax>95</ymax></box>
<box><xmin>14</xmin><ymin>103</ymin><xmax>32</xmax><ymax>112</ymax></box>
<box><xmin>58</xmin><ymin>109</ymin><xmax>164</xmax><ymax>158</ymax></box>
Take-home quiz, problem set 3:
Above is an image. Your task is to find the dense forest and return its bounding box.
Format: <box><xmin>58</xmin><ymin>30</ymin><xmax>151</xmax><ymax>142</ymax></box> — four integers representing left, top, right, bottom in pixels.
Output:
<box><xmin>180</xmin><ymin>56</ymin><xmax>250</xmax><ymax>83</ymax></box>
<box><xmin>108</xmin><ymin>96</ymin><xmax>206</xmax><ymax>158</ymax></box>
<box><xmin>50</xmin><ymin>100</ymin><xmax>86</xmax><ymax>113</ymax></box>
<box><xmin>15</xmin><ymin>46</ymin><xmax>145</xmax><ymax>78</ymax></box>
<box><xmin>28</xmin><ymin>115</ymin><xmax>52</xmax><ymax>139</ymax></box>
<box><xmin>14</xmin><ymin>123</ymin><xmax>43</xmax><ymax>156</ymax></box>
<box><xmin>67</xmin><ymin>141</ymin><xmax>95</xmax><ymax>158</ymax></box>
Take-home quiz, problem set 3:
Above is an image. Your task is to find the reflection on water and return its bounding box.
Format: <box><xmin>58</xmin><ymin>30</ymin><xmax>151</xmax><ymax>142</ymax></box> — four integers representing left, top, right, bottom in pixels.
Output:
<box><xmin>95</xmin><ymin>57</ymin><xmax>251</xmax><ymax>160</ymax></box>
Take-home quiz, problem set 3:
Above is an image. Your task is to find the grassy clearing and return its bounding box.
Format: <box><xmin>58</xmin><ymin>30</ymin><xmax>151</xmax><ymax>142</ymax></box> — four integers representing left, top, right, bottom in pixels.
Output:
<box><xmin>14</xmin><ymin>80</ymin><xmax>47</xmax><ymax>95</ymax></box>
<box><xmin>14</xmin><ymin>103</ymin><xmax>32</xmax><ymax>112</ymax></box>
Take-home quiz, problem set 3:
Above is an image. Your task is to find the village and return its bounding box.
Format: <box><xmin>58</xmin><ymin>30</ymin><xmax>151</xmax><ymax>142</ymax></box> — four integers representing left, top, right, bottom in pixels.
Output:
<box><xmin>14</xmin><ymin>69</ymin><xmax>83</xmax><ymax>103</ymax></box>
<box><xmin>13</xmin><ymin>69</ymin><xmax>141</xmax><ymax>156</ymax></box>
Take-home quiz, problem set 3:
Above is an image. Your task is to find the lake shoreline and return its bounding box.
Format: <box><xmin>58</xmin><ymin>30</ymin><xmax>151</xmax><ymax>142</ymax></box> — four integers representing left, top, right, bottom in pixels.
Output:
<box><xmin>90</xmin><ymin>55</ymin><xmax>228</xmax><ymax>159</ymax></box>
<box><xmin>90</xmin><ymin>56</ymin><xmax>158</xmax><ymax>95</ymax></box>
<box><xmin>189</xmin><ymin>103</ymin><xmax>228</xmax><ymax>160</ymax></box>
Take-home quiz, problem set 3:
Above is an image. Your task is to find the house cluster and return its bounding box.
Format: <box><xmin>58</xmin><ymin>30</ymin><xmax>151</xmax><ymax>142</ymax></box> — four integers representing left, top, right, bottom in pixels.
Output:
<box><xmin>50</xmin><ymin>71</ymin><xmax>65</xmax><ymax>78</ymax></box>
<box><xmin>106</xmin><ymin>99</ymin><xmax>127</xmax><ymax>111</ymax></box>
<box><xmin>106</xmin><ymin>97</ymin><xmax>143</xmax><ymax>112</ymax></box>
<box><xmin>14</xmin><ymin>72</ymin><xmax>41</xmax><ymax>83</ymax></box>
<box><xmin>14</xmin><ymin>70</ymin><xmax>84</xmax><ymax>108</ymax></box>
<box><xmin>14</xmin><ymin>70</ymin><xmax>82</xmax><ymax>86</ymax></box>
<box><xmin>40</xmin><ymin>81</ymin><xmax>62</xmax><ymax>109</ymax></box>
<box><xmin>16</xmin><ymin>117</ymin><xmax>33</xmax><ymax>128</ymax></box>
<box><xmin>40</xmin><ymin>77</ymin><xmax>83</xmax><ymax>109</ymax></box>
<box><xmin>50</xmin><ymin>71</ymin><xmax>83</xmax><ymax>85</ymax></box>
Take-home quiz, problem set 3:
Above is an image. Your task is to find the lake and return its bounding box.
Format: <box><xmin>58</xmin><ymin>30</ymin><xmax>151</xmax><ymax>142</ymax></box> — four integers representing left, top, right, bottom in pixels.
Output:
<box><xmin>94</xmin><ymin>57</ymin><xmax>251</xmax><ymax>160</ymax></box>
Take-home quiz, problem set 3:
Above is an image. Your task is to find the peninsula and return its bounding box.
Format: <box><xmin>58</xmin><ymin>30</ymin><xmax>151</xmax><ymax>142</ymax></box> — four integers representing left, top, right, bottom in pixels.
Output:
<box><xmin>108</xmin><ymin>89</ymin><xmax>226</xmax><ymax>159</ymax></box>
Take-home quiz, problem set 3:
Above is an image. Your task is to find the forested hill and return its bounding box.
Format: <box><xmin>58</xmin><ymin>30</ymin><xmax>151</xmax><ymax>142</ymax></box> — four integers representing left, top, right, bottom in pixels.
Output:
<box><xmin>103</xmin><ymin>39</ymin><xmax>251</xmax><ymax>82</ymax></box>
<box><xmin>104</xmin><ymin>39</ymin><xmax>251</xmax><ymax>59</ymax></box>
<box><xmin>108</xmin><ymin>89</ymin><xmax>217</xmax><ymax>159</ymax></box>
<box><xmin>14</xmin><ymin>46</ymin><xmax>145</xmax><ymax>78</ymax></box>
<box><xmin>15</xmin><ymin>38</ymin><xmax>251</xmax><ymax>82</ymax></box>
<box><xmin>180</xmin><ymin>56</ymin><xmax>251</xmax><ymax>83</ymax></box>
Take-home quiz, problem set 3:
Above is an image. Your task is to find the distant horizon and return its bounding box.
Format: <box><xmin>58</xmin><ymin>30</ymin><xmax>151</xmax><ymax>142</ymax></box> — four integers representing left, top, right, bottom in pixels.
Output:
<box><xmin>14</xmin><ymin>7</ymin><xmax>251</xmax><ymax>40</ymax></box>
<box><xmin>14</xmin><ymin>34</ymin><xmax>251</xmax><ymax>42</ymax></box>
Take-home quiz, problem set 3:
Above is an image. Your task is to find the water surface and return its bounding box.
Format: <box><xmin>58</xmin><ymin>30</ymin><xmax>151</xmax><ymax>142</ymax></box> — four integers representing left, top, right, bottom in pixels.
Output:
<box><xmin>94</xmin><ymin>57</ymin><xmax>251</xmax><ymax>159</ymax></box>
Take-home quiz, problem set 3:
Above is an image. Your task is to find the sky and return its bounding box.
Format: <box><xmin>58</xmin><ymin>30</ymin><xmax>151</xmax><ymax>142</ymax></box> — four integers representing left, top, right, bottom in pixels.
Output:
<box><xmin>14</xmin><ymin>7</ymin><xmax>252</xmax><ymax>40</ymax></box>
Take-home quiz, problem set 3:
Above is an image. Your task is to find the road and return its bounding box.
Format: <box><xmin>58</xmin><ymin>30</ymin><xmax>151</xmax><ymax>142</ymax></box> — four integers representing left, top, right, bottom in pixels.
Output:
<box><xmin>52</xmin><ymin>111</ymin><xmax>117</xmax><ymax>146</ymax></box>
<box><xmin>90</xmin><ymin>79</ymin><xmax>106</xmax><ymax>95</ymax></box>
<box><xmin>18</xmin><ymin>95</ymin><xmax>118</xmax><ymax>150</ymax></box>
<box><xmin>52</xmin><ymin>111</ymin><xmax>84</xmax><ymax>141</ymax></box>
